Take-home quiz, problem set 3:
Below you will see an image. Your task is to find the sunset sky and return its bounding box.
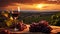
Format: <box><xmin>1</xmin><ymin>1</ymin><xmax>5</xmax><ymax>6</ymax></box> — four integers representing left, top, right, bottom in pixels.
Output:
<box><xmin>0</xmin><ymin>0</ymin><xmax>60</xmax><ymax>10</ymax></box>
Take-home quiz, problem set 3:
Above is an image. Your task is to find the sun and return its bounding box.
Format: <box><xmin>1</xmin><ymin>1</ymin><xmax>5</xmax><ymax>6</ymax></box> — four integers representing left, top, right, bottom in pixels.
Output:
<box><xmin>36</xmin><ymin>4</ymin><xmax>46</xmax><ymax>9</ymax></box>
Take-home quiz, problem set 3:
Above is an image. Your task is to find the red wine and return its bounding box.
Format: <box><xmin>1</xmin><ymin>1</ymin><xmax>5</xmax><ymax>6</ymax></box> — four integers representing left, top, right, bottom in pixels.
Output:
<box><xmin>12</xmin><ymin>14</ymin><xmax>18</xmax><ymax>17</ymax></box>
<box><xmin>11</xmin><ymin>11</ymin><xmax>19</xmax><ymax>18</ymax></box>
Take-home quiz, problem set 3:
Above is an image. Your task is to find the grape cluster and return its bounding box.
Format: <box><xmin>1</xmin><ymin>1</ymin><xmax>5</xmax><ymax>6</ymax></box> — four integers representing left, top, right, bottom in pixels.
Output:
<box><xmin>29</xmin><ymin>20</ymin><xmax>52</xmax><ymax>33</ymax></box>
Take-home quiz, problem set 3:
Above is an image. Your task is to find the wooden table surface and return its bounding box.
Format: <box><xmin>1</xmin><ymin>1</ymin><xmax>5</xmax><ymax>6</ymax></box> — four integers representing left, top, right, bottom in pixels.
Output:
<box><xmin>9</xmin><ymin>25</ymin><xmax>60</xmax><ymax>34</ymax></box>
<box><xmin>0</xmin><ymin>25</ymin><xmax>60</xmax><ymax>34</ymax></box>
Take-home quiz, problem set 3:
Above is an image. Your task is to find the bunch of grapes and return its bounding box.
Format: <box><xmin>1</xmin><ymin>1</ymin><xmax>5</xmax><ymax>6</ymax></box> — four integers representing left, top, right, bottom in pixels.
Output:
<box><xmin>29</xmin><ymin>20</ymin><xmax>52</xmax><ymax>33</ymax></box>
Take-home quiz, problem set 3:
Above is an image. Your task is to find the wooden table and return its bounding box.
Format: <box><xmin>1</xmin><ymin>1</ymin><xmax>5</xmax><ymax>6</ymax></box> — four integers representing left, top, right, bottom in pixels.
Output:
<box><xmin>0</xmin><ymin>25</ymin><xmax>60</xmax><ymax>34</ymax></box>
<box><xmin>9</xmin><ymin>31</ymin><xmax>57</xmax><ymax>34</ymax></box>
<box><xmin>8</xmin><ymin>25</ymin><xmax>60</xmax><ymax>34</ymax></box>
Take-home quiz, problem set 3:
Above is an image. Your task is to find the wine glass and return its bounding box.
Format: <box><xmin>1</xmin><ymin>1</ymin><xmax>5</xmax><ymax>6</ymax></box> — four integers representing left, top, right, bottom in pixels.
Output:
<box><xmin>11</xmin><ymin>11</ymin><xmax>20</xmax><ymax>31</ymax></box>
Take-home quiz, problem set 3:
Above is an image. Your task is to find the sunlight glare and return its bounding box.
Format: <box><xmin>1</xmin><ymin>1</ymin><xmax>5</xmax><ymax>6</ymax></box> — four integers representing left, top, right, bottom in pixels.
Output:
<box><xmin>37</xmin><ymin>4</ymin><xmax>43</xmax><ymax>8</ymax></box>
<box><xmin>36</xmin><ymin>4</ymin><xmax>46</xmax><ymax>8</ymax></box>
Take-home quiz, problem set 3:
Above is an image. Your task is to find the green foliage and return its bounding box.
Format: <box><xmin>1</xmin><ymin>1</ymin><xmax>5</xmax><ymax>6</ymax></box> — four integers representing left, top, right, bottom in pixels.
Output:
<box><xmin>18</xmin><ymin>12</ymin><xmax>60</xmax><ymax>26</ymax></box>
<box><xmin>0</xmin><ymin>15</ymin><xmax>7</xmax><ymax>28</ymax></box>
<box><xmin>50</xmin><ymin>13</ymin><xmax>60</xmax><ymax>26</ymax></box>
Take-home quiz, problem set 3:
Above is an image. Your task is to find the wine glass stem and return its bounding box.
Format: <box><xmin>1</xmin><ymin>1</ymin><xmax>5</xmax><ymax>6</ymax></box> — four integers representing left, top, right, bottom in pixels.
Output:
<box><xmin>14</xmin><ymin>17</ymin><xmax>17</xmax><ymax>29</ymax></box>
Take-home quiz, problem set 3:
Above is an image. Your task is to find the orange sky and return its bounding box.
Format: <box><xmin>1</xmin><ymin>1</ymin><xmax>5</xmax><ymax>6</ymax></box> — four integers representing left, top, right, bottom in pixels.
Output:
<box><xmin>3</xmin><ymin>3</ymin><xmax>60</xmax><ymax>11</ymax></box>
<box><xmin>0</xmin><ymin>0</ymin><xmax>60</xmax><ymax>10</ymax></box>
<box><xmin>21</xmin><ymin>4</ymin><xmax>60</xmax><ymax>10</ymax></box>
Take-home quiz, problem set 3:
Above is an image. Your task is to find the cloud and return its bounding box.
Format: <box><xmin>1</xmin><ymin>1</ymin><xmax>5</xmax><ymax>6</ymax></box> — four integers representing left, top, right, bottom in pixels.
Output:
<box><xmin>21</xmin><ymin>4</ymin><xmax>60</xmax><ymax>10</ymax></box>
<box><xmin>20</xmin><ymin>0</ymin><xmax>60</xmax><ymax>4</ymax></box>
<box><xmin>0</xmin><ymin>0</ymin><xmax>60</xmax><ymax>10</ymax></box>
<box><xmin>0</xmin><ymin>0</ymin><xmax>21</xmax><ymax>7</ymax></box>
<box><xmin>0</xmin><ymin>0</ymin><xmax>60</xmax><ymax>7</ymax></box>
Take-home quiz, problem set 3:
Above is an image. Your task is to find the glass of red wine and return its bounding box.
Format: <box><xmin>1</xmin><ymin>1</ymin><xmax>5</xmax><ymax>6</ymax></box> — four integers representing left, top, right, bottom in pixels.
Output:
<box><xmin>11</xmin><ymin>11</ymin><xmax>20</xmax><ymax>31</ymax></box>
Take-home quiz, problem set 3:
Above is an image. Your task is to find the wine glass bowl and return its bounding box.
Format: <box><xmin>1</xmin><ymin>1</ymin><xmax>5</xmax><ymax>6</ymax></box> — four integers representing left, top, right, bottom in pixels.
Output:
<box><xmin>11</xmin><ymin>11</ymin><xmax>19</xmax><ymax>19</ymax></box>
